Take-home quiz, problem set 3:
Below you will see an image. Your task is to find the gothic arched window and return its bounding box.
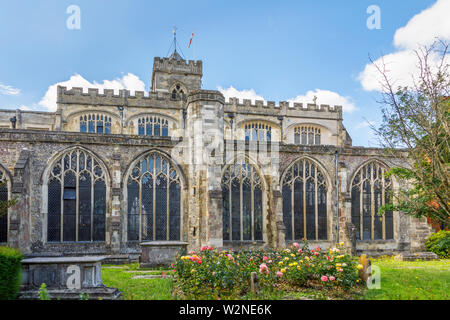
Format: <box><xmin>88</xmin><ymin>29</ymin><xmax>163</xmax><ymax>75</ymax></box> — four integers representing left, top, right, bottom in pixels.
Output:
<box><xmin>294</xmin><ymin>126</ymin><xmax>321</xmax><ymax>145</ymax></box>
<box><xmin>47</xmin><ymin>149</ymin><xmax>107</xmax><ymax>242</ymax></box>
<box><xmin>171</xmin><ymin>84</ymin><xmax>185</xmax><ymax>100</ymax></box>
<box><xmin>127</xmin><ymin>152</ymin><xmax>181</xmax><ymax>241</ymax></box>
<box><xmin>222</xmin><ymin>162</ymin><xmax>263</xmax><ymax>242</ymax></box>
<box><xmin>282</xmin><ymin>158</ymin><xmax>327</xmax><ymax>241</ymax></box>
<box><xmin>0</xmin><ymin>170</ymin><xmax>8</xmax><ymax>243</ymax></box>
<box><xmin>137</xmin><ymin>116</ymin><xmax>169</xmax><ymax>137</ymax></box>
<box><xmin>351</xmin><ymin>161</ymin><xmax>393</xmax><ymax>240</ymax></box>
<box><xmin>244</xmin><ymin>122</ymin><xmax>272</xmax><ymax>142</ymax></box>
<box><xmin>80</xmin><ymin>114</ymin><xmax>112</xmax><ymax>134</ymax></box>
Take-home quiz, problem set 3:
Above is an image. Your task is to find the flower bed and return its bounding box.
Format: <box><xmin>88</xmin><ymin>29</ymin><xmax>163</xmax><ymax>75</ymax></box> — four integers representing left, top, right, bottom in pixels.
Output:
<box><xmin>173</xmin><ymin>242</ymin><xmax>362</xmax><ymax>299</ymax></box>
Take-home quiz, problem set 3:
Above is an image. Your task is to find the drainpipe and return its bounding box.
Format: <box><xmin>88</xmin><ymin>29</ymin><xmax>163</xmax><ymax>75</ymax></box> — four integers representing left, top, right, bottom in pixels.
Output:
<box><xmin>335</xmin><ymin>150</ymin><xmax>339</xmax><ymax>243</ymax></box>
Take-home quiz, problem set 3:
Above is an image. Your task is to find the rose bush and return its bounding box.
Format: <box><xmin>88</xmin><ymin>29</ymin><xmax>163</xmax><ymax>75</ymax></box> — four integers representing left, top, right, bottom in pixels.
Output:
<box><xmin>173</xmin><ymin>242</ymin><xmax>361</xmax><ymax>299</ymax></box>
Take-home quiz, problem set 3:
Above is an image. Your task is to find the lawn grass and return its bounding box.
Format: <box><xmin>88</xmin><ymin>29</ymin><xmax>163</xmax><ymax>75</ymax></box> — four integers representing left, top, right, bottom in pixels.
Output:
<box><xmin>102</xmin><ymin>265</ymin><xmax>175</xmax><ymax>300</ymax></box>
<box><xmin>362</xmin><ymin>258</ymin><xmax>450</xmax><ymax>300</ymax></box>
<box><xmin>101</xmin><ymin>258</ymin><xmax>450</xmax><ymax>300</ymax></box>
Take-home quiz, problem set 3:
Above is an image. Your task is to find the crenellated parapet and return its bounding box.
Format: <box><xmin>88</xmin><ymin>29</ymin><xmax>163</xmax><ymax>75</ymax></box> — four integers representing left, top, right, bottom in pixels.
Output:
<box><xmin>57</xmin><ymin>86</ymin><xmax>185</xmax><ymax>109</ymax></box>
<box><xmin>224</xmin><ymin>97</ymin><xmax>343</xmax><ymax>119</ymax></box>
<box><xmin>153</xmin><ymin>57</ymin><xmax>202</xmax><ymax>76</ymax></box>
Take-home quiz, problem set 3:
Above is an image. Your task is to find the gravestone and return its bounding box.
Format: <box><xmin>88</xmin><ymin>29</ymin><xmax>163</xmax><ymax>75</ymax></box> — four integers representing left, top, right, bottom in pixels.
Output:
<box><xmin>140</xmin><ymin>241</ymin><xmax>188</xmax><ymax>268</ymax></box>
<box><xmin>19</xmin><ymin>256</ymin><xmax>121</xmax><ymax>300</ymax></box>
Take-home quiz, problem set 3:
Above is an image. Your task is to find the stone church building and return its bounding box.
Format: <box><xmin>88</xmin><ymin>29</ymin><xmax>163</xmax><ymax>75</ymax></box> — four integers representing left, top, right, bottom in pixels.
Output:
<box><xmin>0</xmin><ymin>49</ymin><xmax>433</xmax><ymax>261</ymax></box>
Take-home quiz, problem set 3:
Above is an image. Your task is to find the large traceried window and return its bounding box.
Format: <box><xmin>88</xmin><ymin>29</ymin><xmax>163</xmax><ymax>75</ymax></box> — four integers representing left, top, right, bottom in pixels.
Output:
<box><xmin>282</xmin><ymin>159</ymin><xmax>328</xmax><ymax>241</ymax></box>
<box><xmin>294</xmin><ymin>126</ymin><xmax>321</xmax><ymax>145</ymax></box>
<box><xmin>138</xmin><ymin>116</ymin><xmax>169</xmax><ymax>137</ymax></box>
<box><xmin>127</xmin><ymin>152</ymin><xmax>181</xmax><ymax>241</ymax></box>
<box><xmin>0</xmin><ymin>170</ymin><xmax>8</xmax><ymax>243</ymax></box>
<box><xmin>244</xmin><ymin>122</ymin><xmax>272</xmax><ymax>142</ymax></box>
<box><xmin>222</xmin><ymin>162</ymin><xmax>263</xmax><ymax>242</ymax></box>
<box><xmin>351</xmin><ymin>161</ymin><xmax>394</xmax><ymax>240</ymax></box>
<box><xmin>47</xmin><ymin>149</ymin><xmax>107</xmax><ymax>242</ymax></box>
<box><xmin>80</xmin><ymin>114</ymin><xmax>112</xmax><ymax>134</ymax></box>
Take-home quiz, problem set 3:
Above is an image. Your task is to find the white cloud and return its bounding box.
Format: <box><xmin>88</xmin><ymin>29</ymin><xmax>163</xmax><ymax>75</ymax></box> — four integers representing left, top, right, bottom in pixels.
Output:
<box><xmin>39</xmin><ymin>73</ymin><xmax>146</xmax><ymax>111</ymax></box>
<box><xmin>0</xmin><ymin>83</ymin><xmax>20</xmax><ymax>96</ymax></box>
<box><xmin>217</xmin><ymin>85</ymin><xmax>265</xmax><ymax>104</ymax></box>
<box><xmin>359</xmin><ymin>0</ymin><xmax>450</xmax><ymax>92</ymax></box>
<box><xmin>393</xmin><ymin>0</ymin><xmax>450</xmax><ymax>50</ymax></box>
<box><xmin>288</xmin><ymin>89</ymin><xmax>356</xmax><ymax>113</ymax></box>
<box><xmin>218</xmin><ymin>86</ymin><xmax>356</xmax><ymax>113</ymax></box>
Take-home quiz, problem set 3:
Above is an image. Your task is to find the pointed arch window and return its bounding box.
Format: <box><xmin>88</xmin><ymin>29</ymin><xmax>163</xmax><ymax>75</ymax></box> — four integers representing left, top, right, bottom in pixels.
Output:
<box><xmin>294</xmin><ymin>126</ymin><xmax>321</xmax><ymax>145</ymax></box>
<box><xmin>222</xmin><ymin>162</ymin><xmax>263</xmax><ymax>242</ymax></box>
<box><xmin>127</xmin><ymin>152</ymin><xmax>181</xmax><ymax>241</ymax></box>
<box><xmin>137</xmin><ymin>116</ymin><xmax>169</xmax><ymax>137</ymax></box>
<box><xmin>282</xmin><ymin>159</ymin><xmax>327</xmax><ymax>241</ymax></box>
<box><xmin>80</xmin><ymin>114</ymin><xmax>112</xmax><ymax>134</ymax></box>
<box><xmin>47</xmin><ymin>149</ymin><xmax>107</xmax><ymax>242</ymax></box>
<box><xmin>0</xmin><ymin>170</ymin><xmax>8</xmax><ymax>243</ymax></box>
<box><xmin>244</xmin><ymin>122</ymin><xmax>272</xmax><ymax>142</ymax></box>
<box><xmin>351</xmin><ymin>161</ymin><xmax>393</xmax><ymax>240</ymax></box>
<box><xmin>171</xmin><ymin>84</ymin><xmax>186</xmax><ymax>100</ymax></box>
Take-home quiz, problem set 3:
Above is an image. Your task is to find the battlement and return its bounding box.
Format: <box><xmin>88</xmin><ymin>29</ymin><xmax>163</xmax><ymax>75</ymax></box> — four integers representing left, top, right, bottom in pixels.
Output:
<box><xmin>153</xmin><ymin>57</ymin><xmax>202</xmax><ymax>75</ymax></box>
<box><xmin>224</xmin><ymin>97</ymin><xmax>342</xmax><ymax>119</ymax></box>
<box><xmin>56</xmin><ymin>86</ymin><xmax>184</xmax><ymax>109</ymax></box>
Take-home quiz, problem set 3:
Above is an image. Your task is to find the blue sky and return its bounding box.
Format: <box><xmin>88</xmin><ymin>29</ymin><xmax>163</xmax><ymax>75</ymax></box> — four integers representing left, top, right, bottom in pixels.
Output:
<box><xmin>0</xmin><ymin>0</ymin><xmax>448</xmax><ymax>146</ymax></box>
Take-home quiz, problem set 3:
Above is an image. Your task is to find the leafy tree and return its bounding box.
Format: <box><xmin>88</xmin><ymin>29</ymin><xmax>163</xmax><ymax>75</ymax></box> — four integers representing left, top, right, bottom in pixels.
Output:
<box><xmin>370</xmin><ymin>40</ymin><xmax>449</xmax><ymax>227</ymax></box>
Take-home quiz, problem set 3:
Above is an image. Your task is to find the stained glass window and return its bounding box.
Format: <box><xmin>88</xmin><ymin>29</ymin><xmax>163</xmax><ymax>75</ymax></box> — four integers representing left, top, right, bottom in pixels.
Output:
<box><xmin>127</xmin><ymin>153</ymin><xmax>181</xmax><ymax>241</ymax></box>
<box><xmin>222</xmin><ymin>162</ymin><xmax>263</xmax><ymax>242</ymax></box>
<box><xmin>282</xmin><ymin>159</ymin><xmax>328</xmax><ymax>240</ymax></box>
<box><xmin>351</xmin><ymin>161</ymin><xmax>394</xmax><ymax>240</ymax></box>
<box><xmin>47</xmin><ymin>149</ymin><xmax>107</xmax><ymax>242</ymax></box>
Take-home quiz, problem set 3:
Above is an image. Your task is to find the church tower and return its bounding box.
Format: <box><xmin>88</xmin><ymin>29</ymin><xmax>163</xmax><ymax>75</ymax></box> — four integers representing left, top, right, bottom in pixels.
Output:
<box><xmin>150</xmin><ymin>29</ymin><xmax>202</xmax><ymax>95</ymax></box>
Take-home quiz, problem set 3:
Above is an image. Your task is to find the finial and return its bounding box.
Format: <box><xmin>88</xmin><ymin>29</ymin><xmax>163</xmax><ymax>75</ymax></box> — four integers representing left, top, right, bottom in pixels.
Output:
<box><xmin>313</xmin><ymin>95</ymin><xmax>317</xmax><ymax>105</ymax></box>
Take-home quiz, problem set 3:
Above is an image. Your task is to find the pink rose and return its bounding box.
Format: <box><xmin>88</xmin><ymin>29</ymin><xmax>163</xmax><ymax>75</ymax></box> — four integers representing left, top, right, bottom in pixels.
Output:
<box><xmin>201</xmin><ymin>246</ymin><xmax>207</xmax><ymax>251</ymax></box>
<box><xmin>321</xmin><ymin>275</ymin><xmax>328</xmax><ymax>282</ymax></box>
<box><xmin>298</xmin><ymin>249</ymin><xmax>302</xmax><ymax>253</ymax></box>
<box><xmin>259</xmin><ymin>263</ymin><xmax>269</xmax><ymax>275</ymax></box>
<box><xmin>315</xmin><ymin>246</ymin><xmax>320</xmax><ymax>251</ymax></box>
<box><xmin>314</xmin><ymin>252</ymin><xmax>319</xmax><ymax>256</ymax></box>
<box><xmin>263</xmin><ymin>256</ymin><xmax>268</xmax><ymax>261</ymax></box>
<box><xmin>293</xmin><ymin>242</ymin><xmax>300</xmax><ymax>248</ymax></box>
<box><xmin>329</xmin><ymin>276</ymin><xmax>336</xmax><ymax>281</ymax></box>
<box><xmin>276</xmin><ymin>271</ymin><xmax>283</xmax><ymax>277</ymax></box>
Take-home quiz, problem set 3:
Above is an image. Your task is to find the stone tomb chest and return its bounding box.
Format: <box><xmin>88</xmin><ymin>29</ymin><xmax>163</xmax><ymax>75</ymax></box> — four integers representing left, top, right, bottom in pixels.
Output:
<box><xmin>19</xmin><ymin>256</ymin><xmax>120</xmax><ymax>300</ymax></box>
<box><xmin>140</xmin><ymin>241</ymin><xmax>188</xmax><ymax>268</ymax></box>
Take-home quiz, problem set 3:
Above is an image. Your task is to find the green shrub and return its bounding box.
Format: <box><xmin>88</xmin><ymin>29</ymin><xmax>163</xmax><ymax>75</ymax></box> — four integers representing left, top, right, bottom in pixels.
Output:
<box><xmin>0</xmin><ymin>246</ymin><xmax>23</xmax><ymax>300</ymax></box>
<box><xmin>425</xmin><ymin>230</ymin><xmax>450</xmax><ymax>259</ymax></box>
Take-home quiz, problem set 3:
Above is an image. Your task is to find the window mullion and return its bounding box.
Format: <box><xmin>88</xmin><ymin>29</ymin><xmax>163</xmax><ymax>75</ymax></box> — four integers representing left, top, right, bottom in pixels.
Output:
<box><xmin>60</xmin><ymin>157</ymin><xmax>64</xmax><ymax>242</ymax></box>
<box><xmin>315</xmin><ymin>166</ymin><xmax>318</xmax><ymax>241</ymax></box>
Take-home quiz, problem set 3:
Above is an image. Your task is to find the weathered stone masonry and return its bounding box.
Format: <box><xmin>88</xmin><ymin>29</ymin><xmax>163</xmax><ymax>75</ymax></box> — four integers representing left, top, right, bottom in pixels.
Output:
<box><xmin>0</xmin><ymin>53</ymin><xmax>433</xmax><ymax>259</ymax></box>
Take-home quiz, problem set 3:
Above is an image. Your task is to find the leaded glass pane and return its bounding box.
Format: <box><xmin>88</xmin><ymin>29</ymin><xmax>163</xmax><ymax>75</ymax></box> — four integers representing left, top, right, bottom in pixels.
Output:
<box><xmin>231</xmin><ymin>178</ymin><xmax>240</xmax><ymax>241</ymax></box>
<box><xmin>141</xmin><ymin>174</ymin><xmax>153</xmax><ymax>241</ymax></box>
<box><xmin>78</xmin><ymin>172</ymin><xmax>91</xmax><ymax>242</ymax></box>
<box><xmin>222</xmin><ymin>185</ymin><xmax>230</xmax><ymax>240</ymax></box>
<box><xmin>127</xmin><ymin>180</ymin><xmax>139</xmax><ymax>241</ymax></box>
<box><xmin>47</xmin><ymin>179</ymin><xmax>61</xmax><ymax>242</ymax></box>
<box><xmin>169</xmin><ymin>181</ymin><xmax>180</xmax><ymax>240</ymax></box>
<box><xmin>242</xmin><ymin>178</ymin><xmax>252</xmax><ymax>241</ymax></box>
<box><xmin>254</xmin><ymin>186</ymin><xmax>263</xmax><ymax>241</ymax></box>
<box><xmin>155</xmin><ymin>175</ymin><xmax>167</xmax><ymax>240</ymax></box>
<box><xmin>93</xmin><ymin>180</ymin><xmax>106</xmax><ymax>241</ymax></box>
<box><xmin>282</xmin><ymin>184</ymin><xmax>292</xmax><ymax>241</ymax></box>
